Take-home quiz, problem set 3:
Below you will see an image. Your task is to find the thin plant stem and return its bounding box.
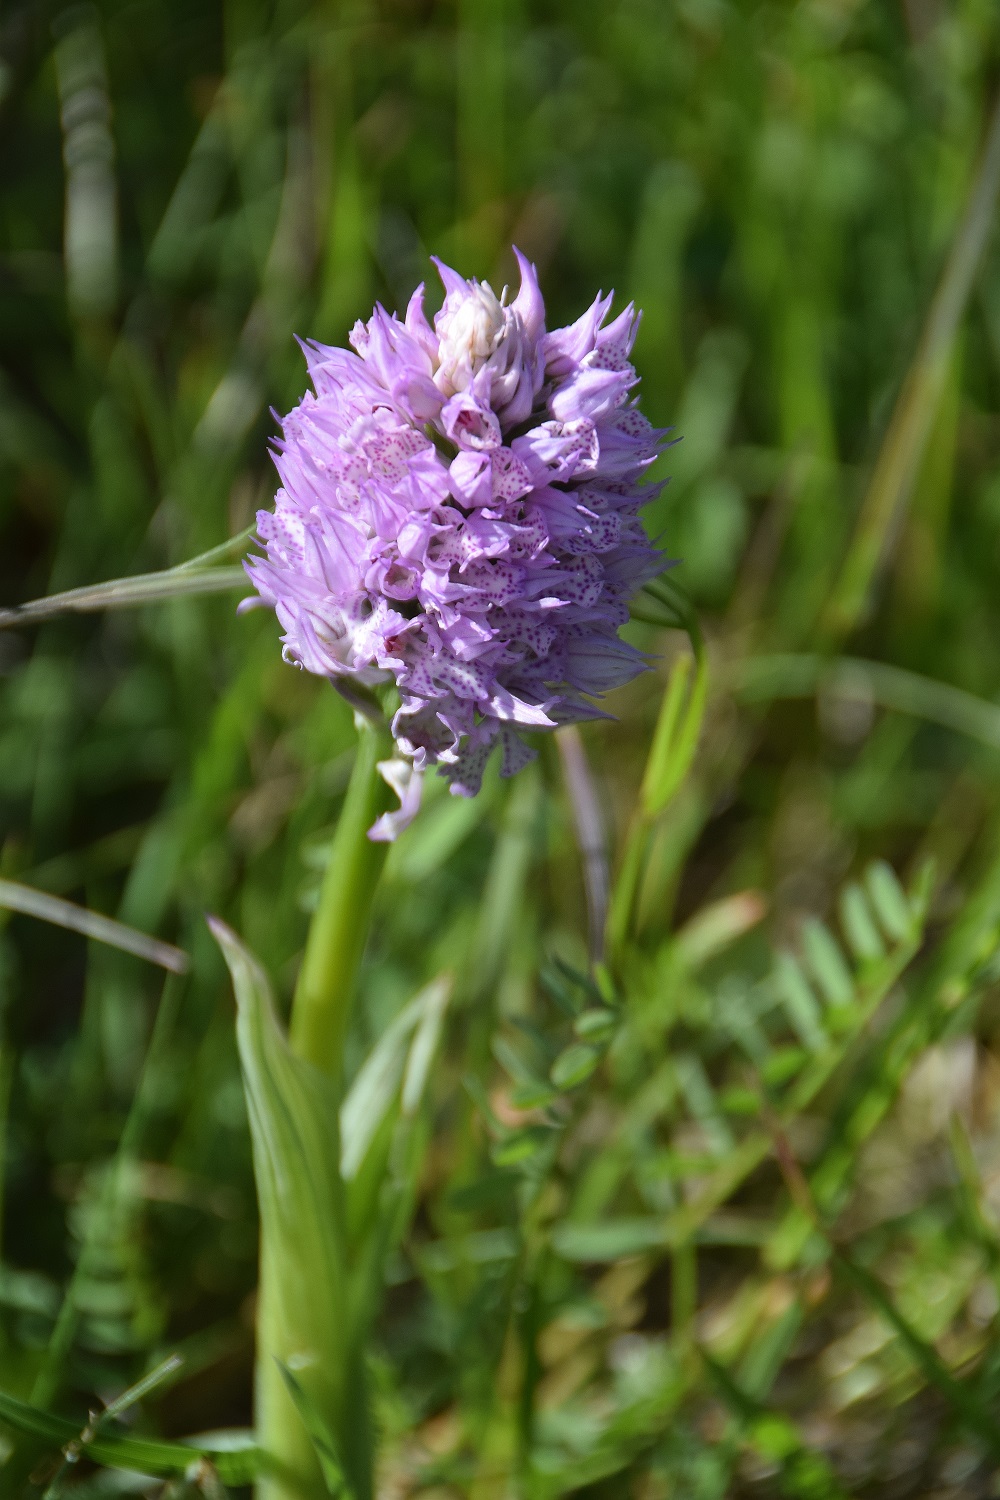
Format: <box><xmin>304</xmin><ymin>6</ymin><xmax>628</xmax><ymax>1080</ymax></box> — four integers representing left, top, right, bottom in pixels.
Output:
<box><xmin>556</xmin><ymin>726</ymin><xmax>609</xmax><ymax>966</ymax></box>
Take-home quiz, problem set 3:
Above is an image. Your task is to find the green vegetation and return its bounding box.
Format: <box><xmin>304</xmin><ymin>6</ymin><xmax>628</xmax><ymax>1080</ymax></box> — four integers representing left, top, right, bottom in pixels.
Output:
<box><xmin>4</xmin><ymin>0</ymin><xmax>1000</xmax><ymax>1494</ymax></box>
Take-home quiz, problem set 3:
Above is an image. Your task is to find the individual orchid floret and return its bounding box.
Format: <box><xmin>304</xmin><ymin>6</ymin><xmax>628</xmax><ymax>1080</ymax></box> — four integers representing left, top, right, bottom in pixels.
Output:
<box><xmin>247</xmin><ymin>248</ymin><xmax>668</xmax><ymax>839</ymax></box>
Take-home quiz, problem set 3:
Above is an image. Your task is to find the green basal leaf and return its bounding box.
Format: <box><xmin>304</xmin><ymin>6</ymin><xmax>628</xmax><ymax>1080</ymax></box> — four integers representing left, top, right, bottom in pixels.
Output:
<box><xmin>340</xmin><ymin>993</ymin><xmax>425</xmax><ymax>1182</ymax></box>
<box><xmin>209</xmin><ymin>917</ymin><xmax>348</xmax><ymax>1497</ymax></box>
<box><xmin>341</xmin><ymin>974</ymin><xmax>452</xmax><ymax>1264</ymax></box>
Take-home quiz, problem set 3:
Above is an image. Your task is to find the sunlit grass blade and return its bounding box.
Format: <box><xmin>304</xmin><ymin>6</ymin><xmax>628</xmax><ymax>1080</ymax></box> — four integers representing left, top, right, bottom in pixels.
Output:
<box><xmin>556</xmin><ymin>726</ymin><xmax>609</xmax><ymax>964</ymax></box>
<box><xmin>823</xmin><ymin>89</ymin><xmax>1000</xmax><ymax>638</ymax></box>
<box><xmin>38</xmin><ymin>1355</ymin><xmax>186</xmax><ymax>1500</ymax></box>
<box><xmin>831</xmin><ymin>1251</ymin><xmax>1000</xmax><ymax>1458</ymax></box>
<box><xmin>672</xmin><ymin>890</ymin><xmax>767</xmax><ymax>970</ymax></box>
<box><xmin>735</xmin><ymin>653</ymin><xmax>1000</xmax><ymax>750</ymax></box>
<box><xmin>172</xmin><ymin>525</ymin><xmax>256</xmax><ymax>570</ymax></box>
<box><xmin>606</xmin><ymin>631</ymin><xmax>707</xmax><ymax>961</ymax></box>
<box><xmin>101</xmin><ymin>1354</ymin><xmax>184</xmax><ymax>1422</ymax></box>
<box><xmin>0</xmin><ymin>564</ymin><xmax>248</xmax><ymax>630</ymax></box>
<box><xmin>0</xmin><ymin>1385</ymin><xmax>261</xmax><ymax>1485</ymax></box>
<box><xmin>0</xmin><ymin>879</ymin><xmax>189</xmax><ymax>973</ymax></box>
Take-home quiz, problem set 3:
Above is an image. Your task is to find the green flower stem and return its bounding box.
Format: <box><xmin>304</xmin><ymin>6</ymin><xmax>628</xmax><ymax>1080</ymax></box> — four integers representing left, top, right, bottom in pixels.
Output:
<box><xmin>290</xmin><ymin>721</ymin><xmax>394</xmax><ymax>1083</ymax></box>
<box><xmin>605</xmin><ymin>816</ymin><xmax>653</xmax><ymax>963</ymax></box>
<box><xmin>606</xmin><ymin>643</ymin><xmax>706</xmax><ymax>963</ymax></box>
<box><xmin>256</xmin><ymin>720</ymin><xmax>393</xmax><ymax>1500</ymax></box>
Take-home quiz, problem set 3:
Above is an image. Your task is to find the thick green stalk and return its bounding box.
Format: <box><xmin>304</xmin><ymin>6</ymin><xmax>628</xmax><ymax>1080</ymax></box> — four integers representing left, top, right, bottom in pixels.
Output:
<box><xmin>256</xmin><ymin>721</ymin><xmax>393</xmax><ymax>1500</ymax></box>
<box><xmin>290</xmin><ymin>722</ymin><xmax>394</xmax><ymax>1080</ymax></box>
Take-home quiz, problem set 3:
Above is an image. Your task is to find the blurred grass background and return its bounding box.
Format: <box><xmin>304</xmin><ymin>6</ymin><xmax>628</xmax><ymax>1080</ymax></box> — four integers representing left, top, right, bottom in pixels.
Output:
<box><xmin>4</xmin><ymin>0</ymin><xmax>1000</xmax><ymax>1494</ymax></box>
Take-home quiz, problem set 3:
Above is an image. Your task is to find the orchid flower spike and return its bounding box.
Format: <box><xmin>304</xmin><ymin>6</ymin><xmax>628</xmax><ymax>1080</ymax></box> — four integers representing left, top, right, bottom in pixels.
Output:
<box><xmin>247</xmin><ymin>249</ymin><xmax>669</xmax><ymax>838</ymax></box>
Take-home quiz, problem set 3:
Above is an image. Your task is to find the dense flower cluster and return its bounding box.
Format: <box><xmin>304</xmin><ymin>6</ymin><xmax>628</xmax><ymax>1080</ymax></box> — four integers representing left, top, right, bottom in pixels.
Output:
<box><xmin>247</xmin><ymin>250</ymin><xmax>666</xmax><ymax>835</ymax></box>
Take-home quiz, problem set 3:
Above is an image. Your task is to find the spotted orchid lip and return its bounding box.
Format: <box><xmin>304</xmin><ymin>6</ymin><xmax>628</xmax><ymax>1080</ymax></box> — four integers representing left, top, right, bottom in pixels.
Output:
<box><xmin>247</xmin><ymin>248</ymin><xmax>668</xmax><ymax>833</ymax></box>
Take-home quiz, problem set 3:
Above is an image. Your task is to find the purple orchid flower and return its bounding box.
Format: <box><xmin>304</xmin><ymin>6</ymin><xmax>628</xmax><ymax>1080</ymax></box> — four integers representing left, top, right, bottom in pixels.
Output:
<box><xmin>247</xmin><ymin>250</ymin><xmax>668</xmax><ymax>837</ymax></box>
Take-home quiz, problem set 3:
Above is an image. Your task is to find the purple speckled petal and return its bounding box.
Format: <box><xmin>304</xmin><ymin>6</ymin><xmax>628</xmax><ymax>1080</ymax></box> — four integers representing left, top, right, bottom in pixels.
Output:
<box><xmin>441</xmin><ymin>389</ymin><xmax>503</xmax><ymax>451</ymax></box>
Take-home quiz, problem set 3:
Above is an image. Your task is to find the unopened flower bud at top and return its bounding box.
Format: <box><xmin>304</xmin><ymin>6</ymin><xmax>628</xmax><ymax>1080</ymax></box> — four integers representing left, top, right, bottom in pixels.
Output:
<box><xmin>434</xmin><ymin>279</ymin><xmax>505</xmax><ymax>396</ymax></box>
<box><xmin>431</xmin><ymin>250</ymin><xmax>547</xmax><ymax>427</ymax></box>
<box><xmin>247</xmin><ymin>247</ymin><xmax>669</xmax><ymax>840</ymax></box>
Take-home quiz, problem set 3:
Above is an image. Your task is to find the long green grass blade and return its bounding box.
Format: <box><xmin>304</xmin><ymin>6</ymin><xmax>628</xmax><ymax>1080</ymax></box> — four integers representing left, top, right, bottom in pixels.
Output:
<box><xmin>832</xmin><ymin>1252</ymin><xmax>1000</xmax><ymax>1457</ymax></box>
<box><xmin>824</xmin><ymin>90</ymin><xmax>1000</xmax><ymax>637</ymax></box>
<box><xmin>0</xmin><ymin>879</ymin><xmax>189</xmax><ymax>973</ymax></box>
<box><xmin>0</xmin><ymin>564</ymin><xmax>247</xmax><ymax>630</ymax></box>
<box><xmin>736</xmin><ymin>654</ymin><xmax>1000</xmax><ymax>750</ymax></box>
<box><xmin>0</xmin><ymin>1386</ymin><xmax>261</xmax><ymax>1484</ymax></box>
